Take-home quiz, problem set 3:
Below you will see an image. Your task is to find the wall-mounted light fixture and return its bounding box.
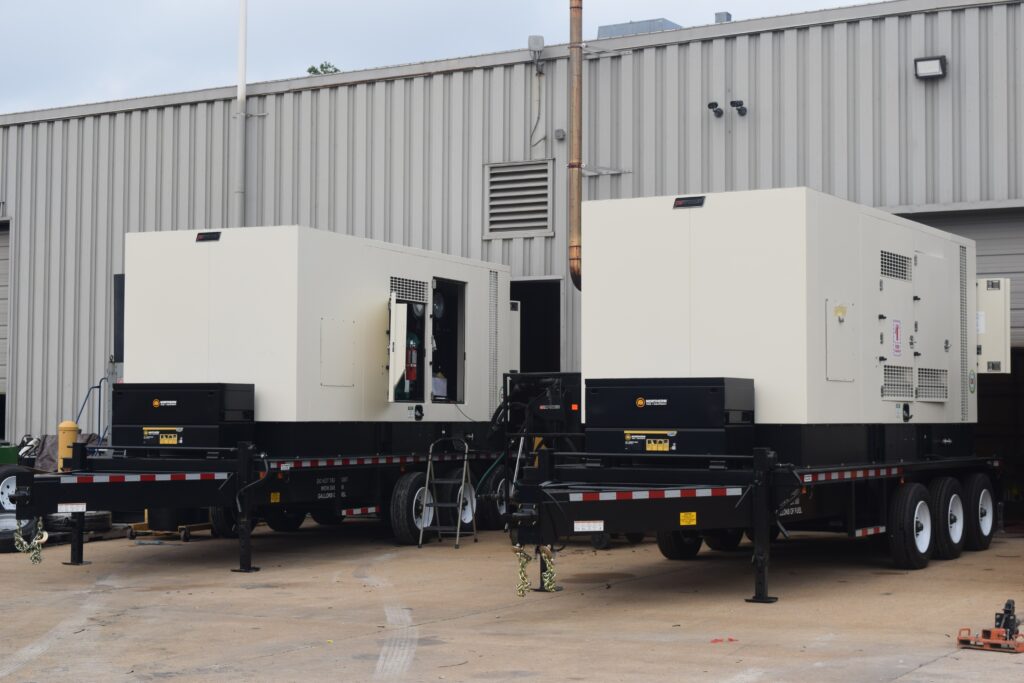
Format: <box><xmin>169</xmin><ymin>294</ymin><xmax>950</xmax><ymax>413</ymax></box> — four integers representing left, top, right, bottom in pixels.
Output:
<box><xmin>707</xmin><ymin>101</ymin><xmax>723</xmax><ymax>118</ymax></box>
<box><xmin>730</xmin><ymin>100</ymin><xmax>747</xmax><ymax>116</ymax></box>
<box><xmin>914</xmin><ymin>56</ymin><xmax>947</xmax><ymax>80</ymax></box>
<box><xmin>528</xmin><ymin>35</ymin><xmax>545</xmax><ymax>74</ymax></box>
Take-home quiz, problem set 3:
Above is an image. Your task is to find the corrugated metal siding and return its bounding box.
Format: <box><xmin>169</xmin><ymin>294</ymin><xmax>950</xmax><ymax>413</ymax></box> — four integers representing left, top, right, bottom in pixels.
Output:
<box><xmin>0</xmin><ymin>227</ymin><xmax>8</xmax><ymax>394</ymax></box>
<box><xmin>0</xmin><ymin>1</ymin><xmax>1022</xmax><ymax>437</ymax></box>
<box><xmin>910</xmin><ymin>209</ymin><xmax>1024</xmax><ymax>346</ymax></box>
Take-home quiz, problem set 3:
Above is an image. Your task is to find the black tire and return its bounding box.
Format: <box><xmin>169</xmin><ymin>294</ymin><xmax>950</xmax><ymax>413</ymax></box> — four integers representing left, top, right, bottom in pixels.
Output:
<box><xmin>209</xmin><ymin>506</ymin><xmax>246</xmax><ymax>538</ymax></box>
<box><xmin>590</xmin><ymin>532</ymin><xmax>611</xmax><ymax>550</ymax></box>
<box><xmin>744</xmin><ymin>526</ymin><xmax>782</xmax><ymax>543</ymax></box>
<box><xmin>928</xmin><ymin>477</ymin><xmax>965</xmax><ymax>560</ymax></box>
<box><xmin>0</xmin><ymin>465</ymin><xmax>40</xmax><ymax>553</ymax></box>
<box><xmin>888</xmin><ymin>482</ymin><xmax>932</xmax><ymax>569</ymax></box>
<box><xmin>475</xmin><ymin>465</ymin><xmax>507</xmax><ymax>531</ymax></box>
<box><xmin>625</xmin><ymin>532</ymin><xmax>645</xmax><ymax>544</ymax></box>
<box><xmin>703</xmin><ymin>528</ymin><xmax>744</xmax><ymax>551</ymax></box>
<box><xmin>656</xmin><ymin>531</ymin><xmax>703</xmax><ymax>560</ymax></box>
<box><xmin>962</xmin><ymin>472</ymin><xmax>996</xmax><ymax>551</ymax></box>
<box><xmin>310</xmin><ymin>509</ymin><xmax>346</xmax><ymax>526</ymax></box>
<box><xmin>262</xmin><ymin>508</ymin><xmax>306</xmax><ymax>532</ymax></box>
<box><xmin>390</xmin><ymin>472</ymin><xmax>431</xmax><ymax>545</ymax></box>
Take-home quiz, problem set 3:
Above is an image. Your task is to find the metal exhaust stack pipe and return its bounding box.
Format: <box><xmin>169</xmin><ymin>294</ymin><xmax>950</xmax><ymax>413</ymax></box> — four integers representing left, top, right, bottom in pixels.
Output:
<box><xmin>568</xmin><ymin>0</ymin><xmax>583</xmax><ymax>290</ymax></box>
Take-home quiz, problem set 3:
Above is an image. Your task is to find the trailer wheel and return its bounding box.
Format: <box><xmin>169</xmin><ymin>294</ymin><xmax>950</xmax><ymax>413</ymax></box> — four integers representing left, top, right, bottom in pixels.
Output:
<box><xmin>310</xmin><ymin>510</ymin><xmax>346</xmax><ymax>526</ymax></box>
<box><xmin>625</xmin><ymin>532</ymin><xmax>645</xmax><ymax>544</ymax></box>
<box><xmin>656</xmin><ymin>531</ymin><xmax>702</xmax><ymax>560</ymax></box>
<box><xmin>0</xmin><ymin>465</ymin><xmax>40</xmax><ymax>554</ymax></box>
<box><xmin>703</xmin><ymin>529</ymin><xmax>744</xmax><ymax>551</ymax></box>
<box><xmin>209</xmin><ymin>506</ymin><xmax>252</xmax><ymax>539</ymax></box>
<box><xmin>889</xmin><ymin>482</ymin><xmax>932</xmax><ymax>569</ymax></box>
<box><xmin>928</xmin><ymin>477</ymin><xmax>965</xmax><ymax>560</ymax></box>
<box><xmin>475</xmin><ymin>466</ymin><xmax>508</xmax><ymax>531</ymax></box>
<box><xmin>390</xmin><ymin>472</ymin><xmax>433</xmax><ymax>545</ymax></box>
<box><xmin>438</xmin><ymin>466</ymin><xmax>476</xmax><ymax>526</ymax></box>
<box><xmin>962</xmin><ymin>472</ymin><xmax>995</xmax><ymax>551</ymax></box>
<box><xmin>590</xmin><ymin>532</ymin><xmax>612</xmax><ymax>550</ymax></box>
<box><xmin>263</xmin><ymin>508</ymin><xmax>306</xmax><ymax>532</ymax></box>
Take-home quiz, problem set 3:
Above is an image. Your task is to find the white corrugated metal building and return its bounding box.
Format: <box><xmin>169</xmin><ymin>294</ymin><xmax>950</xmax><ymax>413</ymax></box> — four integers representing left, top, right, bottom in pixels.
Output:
<box><xmin>1</xmin><ymin>0</ymin><xmax>1023</xmax><ymax>439</ymax></box>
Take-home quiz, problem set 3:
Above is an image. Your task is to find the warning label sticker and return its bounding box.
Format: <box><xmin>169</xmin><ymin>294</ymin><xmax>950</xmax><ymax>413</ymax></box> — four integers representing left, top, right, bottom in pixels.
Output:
<box><xmin>892</xmin><ymin>319</ymin><xmax>902</xmax><ymax>357</ymax></box>
<box><xmin>679</xmin><ymin>511</ymin><xmax>697</xmax><ymax>526</ymax></box>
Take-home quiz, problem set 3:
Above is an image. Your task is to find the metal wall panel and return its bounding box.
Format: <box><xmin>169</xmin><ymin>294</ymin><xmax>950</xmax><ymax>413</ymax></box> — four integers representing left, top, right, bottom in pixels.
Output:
<box><xmin>910</xmin><ymin>210</ymin><xmax>1024</xmax><ymax>346</ymax></box>
<box><xmin>0</xmin><ymin>227</ymin><xmax>8</xmax><ymax>395</ymax></box>
<box><xmin>0</xmin><ymin>0</ymin><xmax>1022</xmax><ymax>437</ymax></box>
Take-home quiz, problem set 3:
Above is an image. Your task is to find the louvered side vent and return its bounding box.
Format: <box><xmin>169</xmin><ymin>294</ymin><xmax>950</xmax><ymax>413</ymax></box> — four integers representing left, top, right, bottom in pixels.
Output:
<box><xmin>959</xmin><ymin>246</ymin><xmax>968</xmax><ymax>420</ymax></box>
<box><xmin>880</xmin><ymin>250</ymin><xmax>912</xmax><ymax>281</ymax></box>
<box><xmin>488</xmin><ymin>271</ymin><xmax>499</xmax><ymax>413</ymax></box>
<box><xmin>485</xmin><ymin>160</ymin><xmax>554</xmax><ymax>236</ymax></box>
<box><xmin>916</xmin><ymin>368</ymin><xmax>949</xmax><ymax>401</ymax></box>
<box><xmin>882</xmin><ymin>365</ymin><xmax>914</xmax><ymax>400</ymax></box>
<box><xmin>390</xmin><ymin>277</ymin><xmax>427</xmax><ymax>303</ymax></box>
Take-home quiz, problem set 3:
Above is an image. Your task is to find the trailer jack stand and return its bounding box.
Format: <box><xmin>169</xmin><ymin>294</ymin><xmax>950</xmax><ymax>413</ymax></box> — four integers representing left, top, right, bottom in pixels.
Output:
<box><xmin>745</xmin><ymin>448</ymin><xmax>777</xmax><ymax>603</ymax></box>
<box><xmin>231</xmin><ymin>442</ymin><xmax>260</xmax><ymax>573</ymax></box>
<box><xmin>62</xmin><ymin>512</ymin><xmax>91</xmax><ymax>566</ymax></box>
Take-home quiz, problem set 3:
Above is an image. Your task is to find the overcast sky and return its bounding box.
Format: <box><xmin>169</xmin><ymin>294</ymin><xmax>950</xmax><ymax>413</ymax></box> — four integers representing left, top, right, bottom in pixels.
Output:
<box><xmin>0</xmin><ymin>0</ymin><xmax>880</xmax><ymax>115</ymax></box>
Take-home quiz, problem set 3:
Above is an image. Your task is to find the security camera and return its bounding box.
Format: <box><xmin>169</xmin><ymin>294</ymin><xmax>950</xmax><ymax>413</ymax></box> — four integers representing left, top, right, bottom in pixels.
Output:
<box><xmin>730</xmin><ymin>100</ymin><xmax>748</xmax><ymax>116</ymax></box>
<box><xmin>707</xmin><ymin>102</ymin><xmax>723</xmax><ymax>118</ymax></box>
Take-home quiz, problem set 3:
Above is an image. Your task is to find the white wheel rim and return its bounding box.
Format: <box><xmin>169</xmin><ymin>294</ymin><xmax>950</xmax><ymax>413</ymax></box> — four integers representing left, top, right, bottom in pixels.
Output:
<box><xmin>413</xmin><ymin>487</ymin><xmax>434</xmax><ymax>530</ymax></box>
<box><xmin>913</xmin><ymin>500</ymin><xmax>931</xmax><ymax>554</ymax></box>
<box><xmin>457</xmin><ymin>482</ymin><xmax>477</xmax><ymax>524</ymax></box>
<box><xmin>0</xmin><ymin>475</ymin><xmax>16</xmax><ymax>512</ymax></box>
<box><xmin>947</xmin><ymin>493</ymin><xmax>964</xmax><ymax>544</ymax></box>
<box><xmin>0</xmin><ymin>513</ymin><xmax>20</xmax><ymax>532</ymax></box>
<box><xmin>495</xmin><ymin>478</ymin><xmax>508</xmax><ymax>515</ymax></box>
<box><xmin>978</xmin><ymin>489</ymin><xmax>994</xmax><ymax>536</ymax></box>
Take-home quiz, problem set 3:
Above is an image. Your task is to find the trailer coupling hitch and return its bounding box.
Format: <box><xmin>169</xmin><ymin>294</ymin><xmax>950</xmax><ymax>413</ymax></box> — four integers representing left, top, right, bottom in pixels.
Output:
<box><xmin>502</xmin><ymin>508</ymin><xmax>538</xmax><ymax>528</ymax></box>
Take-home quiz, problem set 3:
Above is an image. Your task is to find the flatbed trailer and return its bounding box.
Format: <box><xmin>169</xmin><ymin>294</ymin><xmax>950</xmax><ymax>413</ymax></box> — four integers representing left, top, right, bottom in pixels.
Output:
<box><xmin>502</xmin><ymin>373</ymin><xmax>1004</xmax><ymax>602</ymax></box>
<box><xmin>13</xmin><ymin>440</ymin><xmax>500</xmax><ymax>570</ymax></box>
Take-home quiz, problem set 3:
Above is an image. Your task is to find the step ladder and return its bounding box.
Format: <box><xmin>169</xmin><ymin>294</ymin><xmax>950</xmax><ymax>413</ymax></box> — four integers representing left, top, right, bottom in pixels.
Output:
<box><xmin>418</xmin><ymin>437</ymin><xmax>478</xmax><ymax>549</ymax></box>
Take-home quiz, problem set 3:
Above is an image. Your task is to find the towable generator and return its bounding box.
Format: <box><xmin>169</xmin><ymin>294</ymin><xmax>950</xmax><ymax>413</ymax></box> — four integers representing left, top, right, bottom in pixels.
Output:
<box><xmin>507</xmin><ymin>187</ymin><xmax>1009</xmax><ymax>601</ymax></box>
<box><xmin>14</xmin><ymin>226</ymin><xmax>517</xmax><ymax>569</ymax></box>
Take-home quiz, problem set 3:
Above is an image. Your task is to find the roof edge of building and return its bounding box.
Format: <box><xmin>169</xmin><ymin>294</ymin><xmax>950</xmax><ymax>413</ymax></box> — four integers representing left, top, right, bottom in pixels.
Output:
<box><xmin>0</xmin><ymin>0</ymin><xmax>1011</xmax><ymax>126</ymax></box>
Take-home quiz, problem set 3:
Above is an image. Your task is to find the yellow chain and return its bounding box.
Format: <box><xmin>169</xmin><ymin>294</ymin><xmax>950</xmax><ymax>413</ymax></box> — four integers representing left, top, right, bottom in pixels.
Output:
<box><xmin>513</xmin><ymin>544</ymin><xmax>532</xmax><ymax>597</ymax></box>
<box><xmin>14</xmin><ymin>518</ymin><xmax>47</xmax><ymax>565</ymax></box>
<box><xmin>538</xmin><ymin>545</ymin><xmax>557</xmax><ymax>592</ymax></box>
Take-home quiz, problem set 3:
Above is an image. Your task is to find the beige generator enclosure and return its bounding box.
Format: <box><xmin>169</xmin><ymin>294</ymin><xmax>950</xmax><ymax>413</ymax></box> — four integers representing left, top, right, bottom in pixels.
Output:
<box><xmin>581</xmin><ymin>188</ymin><xmax>1010</xmax><ymax>426</ymax></box>
<box><xmin>124</xmin><ymin>226</ymin><xmax>513</xmax><ymax>423</ymax></box>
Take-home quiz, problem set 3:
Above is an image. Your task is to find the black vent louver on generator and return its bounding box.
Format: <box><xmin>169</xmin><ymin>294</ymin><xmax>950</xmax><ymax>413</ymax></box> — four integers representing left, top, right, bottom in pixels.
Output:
<box><xmin>485</xmin><ymin>160</ymin><xmax>553</xmax><ymax>234</ymax></box>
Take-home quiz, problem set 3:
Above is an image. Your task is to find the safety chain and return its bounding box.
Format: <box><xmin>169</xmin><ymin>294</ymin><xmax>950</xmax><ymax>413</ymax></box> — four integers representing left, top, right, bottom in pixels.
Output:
<box><xmin>14</xmin><ymin>518</ymin><xmax>48</xmax><ymax>565</ymax></box>
<box><xmin>538</xmin><ymin>545</ymin><xmax>558</xmax><ymax>593</ymax></box>
<box><xmin>513</xmin><ymin>544</ymin><xmax>533</xmax><ymax>597</ymax></box>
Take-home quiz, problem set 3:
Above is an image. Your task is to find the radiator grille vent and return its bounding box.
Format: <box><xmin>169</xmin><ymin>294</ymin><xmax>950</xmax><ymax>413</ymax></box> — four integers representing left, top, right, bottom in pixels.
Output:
<box><xmin>881</xmin><ymin>250</ymin><xmax>912</xmax><ymax>281</ymax></box>
<box><xmin>485</xmin><ymin>160</ymin><xmax>553</xmax><ymax>235</ymax></box>
<box><xmin>882</xmin><ymin>365</ymin><xmax>914</xmax><ymax>400</ymax></box>
<box><xmin>916</xmin><ymin>368</ymin><xmax>949</xmax><ymax>401</ymax></box>
<box><xmin>959</xmin><ymin>246</ymin><xmax>968</xmax><ymax>420</ymax></box>
<box><xmin>390</xmin><ymin>277</ymin><xmax>427</xmax><ymax>304</ymax></box>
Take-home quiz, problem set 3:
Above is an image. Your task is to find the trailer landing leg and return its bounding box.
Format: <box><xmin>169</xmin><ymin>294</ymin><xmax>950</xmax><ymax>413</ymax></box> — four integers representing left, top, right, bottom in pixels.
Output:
<box><xmin>62</xmin><ymin>512</ymin><xmax>91</xmax><ymax>566</ymax></box>
<box><xmin>231</xmin><ymin>442</ymin><xmax>260</xmax><ymax>574</ymax></box>
<box><xmin>745</xmin><ymin>448</ymin><xmax>777</xmax><ymax>604</ymax></box>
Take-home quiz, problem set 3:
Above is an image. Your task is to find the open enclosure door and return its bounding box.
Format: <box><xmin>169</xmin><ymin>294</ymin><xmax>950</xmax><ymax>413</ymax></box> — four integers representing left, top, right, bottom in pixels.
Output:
<box><xmin>977</xmin><ymin>278</ymin><xmax>1011</xmax><ymax>374</ymax></box>
<box><xmin>388</xmin><ymin>292</ymin><xmax>408</xmax><ymax>401</ymax></box>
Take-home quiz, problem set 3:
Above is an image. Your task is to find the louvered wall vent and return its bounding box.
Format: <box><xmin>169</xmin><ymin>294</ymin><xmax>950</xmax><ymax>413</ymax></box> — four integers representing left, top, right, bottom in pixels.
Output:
<box><xmin>484</xmin><ymin>160</ymin><xmax>554</xmax><ymax>237</ymax></box>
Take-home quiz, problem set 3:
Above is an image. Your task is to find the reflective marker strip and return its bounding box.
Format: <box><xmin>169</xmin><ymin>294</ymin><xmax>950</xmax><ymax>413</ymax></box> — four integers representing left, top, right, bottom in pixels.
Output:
<box><xmin>59</xmin><ymin>472</ymin><xmax>230</xmax><ymax>484</ymax></box>
<box><xmin>340</xmin><ymin>506</ymin><xmax>378</xmax><ymax>517</ymax></box>
<box><xmin>568</xmin><ymin>487</ymin><xmax>743</xmax><ymax>503</ymax></box>
<box><xmin>272</xmin><ymin>453</ymin><xmax>492</xmax><ymax>471</ymax></box>
<box><xmin>854</xmin><ymin>526</ymin><xmax>886</xmax><ymax>537</ymax></box>
<box><xmin>802</xmin><ymin>466</ymin><xmax>902</xmax><ymax>484</ymax></box>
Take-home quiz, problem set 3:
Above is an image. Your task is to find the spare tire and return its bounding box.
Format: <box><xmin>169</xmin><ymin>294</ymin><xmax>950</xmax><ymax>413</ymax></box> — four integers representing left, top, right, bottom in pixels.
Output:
<box><xmin>0</xmin><ymin>465</ymin><xmax>40</xmax><ymax>553</ymax></box>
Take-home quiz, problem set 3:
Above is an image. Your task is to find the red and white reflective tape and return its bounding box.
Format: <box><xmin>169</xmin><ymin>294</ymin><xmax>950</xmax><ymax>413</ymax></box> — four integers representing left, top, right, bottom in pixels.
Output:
<box><xmin>854</xmin><ymin>526</ymin><xmax>886</xmax><ymax>537</ymax></box>
<box><xmin>340</xmin><ymin>505</ymin><xmax>378</xmax><ymax>517</ymax></box>
<box><xmin>568</xmin><ymin>486</ymin><xmax>744</xmax><ymax>503</ymax></box>
<box><xmin>59</xmin><ymin>472</ymin><xmax>231</xmax><ymax>485</ymax></box>
<box><xmin>271</xmin><ymin>453</ymin><xmax>488</xmax><ymax>471</ymax></box>
<box><xmin>802</xmin><ymin>466</ymin><xmax>902</xmax><ymax>484</ymax></box>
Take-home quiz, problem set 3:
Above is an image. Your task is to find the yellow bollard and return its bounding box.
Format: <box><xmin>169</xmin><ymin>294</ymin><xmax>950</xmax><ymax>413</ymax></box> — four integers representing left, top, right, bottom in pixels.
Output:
<box><xmin>57</xmin><ymin>420</ymin><xmax>80</xmax><ymax>472</ymax></box>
